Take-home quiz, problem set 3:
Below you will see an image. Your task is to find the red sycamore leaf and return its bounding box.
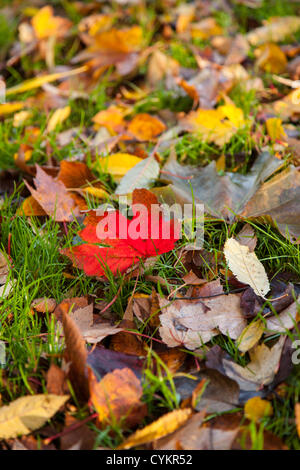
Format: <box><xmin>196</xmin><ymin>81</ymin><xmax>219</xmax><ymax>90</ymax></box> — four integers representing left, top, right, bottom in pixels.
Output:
<box><xmin>62</xmin><ymin>197</ymin><xmax>180</xmax><ymax>277</ymax></box>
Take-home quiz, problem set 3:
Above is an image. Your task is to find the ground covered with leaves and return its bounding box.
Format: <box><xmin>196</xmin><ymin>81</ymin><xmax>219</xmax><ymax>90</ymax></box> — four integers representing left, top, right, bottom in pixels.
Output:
<box><xmin>0</xmin><ymin>0</ymin><xmax>300</xmax><ymax>451</ymax></box>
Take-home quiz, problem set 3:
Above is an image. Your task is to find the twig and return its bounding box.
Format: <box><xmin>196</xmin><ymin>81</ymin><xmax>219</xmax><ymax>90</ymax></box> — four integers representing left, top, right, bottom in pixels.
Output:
<box><xmin>43</xmin><ymin>412</ymin><xmax>98</xmax><ymax>446</ymax></box>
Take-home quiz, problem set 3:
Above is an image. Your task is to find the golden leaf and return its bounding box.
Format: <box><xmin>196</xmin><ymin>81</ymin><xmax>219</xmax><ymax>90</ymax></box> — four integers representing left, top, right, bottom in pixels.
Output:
<box><xmin>47</xmin><ymin>106</ymin><xmax>71</xmax><ymax>133</ymax></box>
<box><xmin>95</xmin><ymin>153</ymin><xmax>142</xmax><ymax>179</ymax></box>
<box><xmin>244</xmin><ymin>396</ymin><xmax>273</xmax><ymax>422</ymax></box>
<box><xmin>118</xmin><ymin>408</ymin><xmax>192</xmax><ymax>449</ymax></box>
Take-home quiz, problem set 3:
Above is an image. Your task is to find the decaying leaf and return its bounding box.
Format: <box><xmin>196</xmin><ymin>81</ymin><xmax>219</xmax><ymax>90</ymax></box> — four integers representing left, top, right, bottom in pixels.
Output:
<box><xmin>159</xmin><ymin>151</ymin><xmax>281</xmax><ymax>220</ymax></box>
<box><xmin>159</xmin><ymin>279</ymin><xmax>247</xmax><ymax>349</ymax></box>
<box><xmin>224</xmin><ymin>237</ymin><xmax>270</xmax><ymax>298</ymax></box>
<box><xmin>223</xmin><ymin>336</ymin><xmax>286</xmax><ymax>391</ymax></box>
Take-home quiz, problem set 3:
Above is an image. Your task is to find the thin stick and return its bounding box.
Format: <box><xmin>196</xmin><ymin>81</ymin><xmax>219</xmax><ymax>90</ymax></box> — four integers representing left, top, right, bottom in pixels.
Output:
<box><xmin>43</xmin><ymin>412</ymin><xmax>98</xmax><ymax>446</ymax></box>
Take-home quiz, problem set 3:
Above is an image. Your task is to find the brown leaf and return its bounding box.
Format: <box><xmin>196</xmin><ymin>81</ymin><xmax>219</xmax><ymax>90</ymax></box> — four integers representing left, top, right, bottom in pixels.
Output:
<box><xmin>63</xmin><ymin>304</ymin><xmax>123</xmax><ymax>344</ymax></box>
<box><xmin>31</xmin><ymin>297</ymin><xmax>57</xmax><ymax>313</ymax></box>
<box><xmin>60</xmin><ymin>415</ymin><xmax>96</xmax><ymax>450</ymax></box>
<box><xmin>57</xmin><ymin>161</ymin><xmax>95</xmax><ymax>189</ymax></box>
<box><xmin>24</xmin><ymin>165</ymin><xmax>80</xmax><ymax>222</ymax></box>
<box><xmin>62</xmin><ymin>309</ymin><xmax>89</xmax><ymax>402</ymax></box>
<box><xmin>159</xmin><ymin>280</ymin><xmax>246</xmax><ymax>350</ymax></box>
<box><xmin>235</xmin><ymin>224</ymin><xmax>257</xmax><ymax>252</ymax></box>
<box><xmin>110</xmin><ymin>331</ymin><xmax>146</xmax><ymax>357</ymax></box>
<box><xmin>223</xmin><ymin>336</ymin><xmax>286</xmax><ymax>391</ymax></box>
<box><xmin>174</xmin><ymin>369</ymin><xmax>240</xmax><ymax>414</ymax></box>
<box><xmin>46</xmin><ymin>363</ymin><xmax>68</xmax><ymax>396</ymax></box>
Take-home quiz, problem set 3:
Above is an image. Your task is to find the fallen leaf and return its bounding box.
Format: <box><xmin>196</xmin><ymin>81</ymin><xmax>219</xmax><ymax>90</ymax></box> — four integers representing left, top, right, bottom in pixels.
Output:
<box><xmin>295</xmin><ymin>403</ymin><xmax>300</xmax><ymax>438</ymax></box>
<box><xmin>46</xmin><ymin>106</ymin><xmax>71</xmax><ymax>133</ymax></box>
<box><xmin>94</xmin><ymin>153</ymin><xmax>142</xmax><ymax>179</ymax></box>
<box><xmin>244</xmin><ymin>396</ymin><xmax>273</xmax><ymax>422</ymax></box>
<box><xmin>255</xmin><ymin>43</ymin><xmax>287</xmax><ymax>74</ymax></box>
<box><xmin>86</xmin><ymin>345</ymin><xmax>144</xmax><ymax>380</ymax></box>
<box><xmin>115</xmin><ymin>155</ymin><xmax>160</xmax><ymax>195</ymax></box>
<box><xmin>63</xmin><ymin>193</ymin><xmax>179</xmax><ymax>277</ymax></box>
<box><xmin>118</xmin><ymin>408</ymin><xmax>192</xmax><ymax>449</ymax></box>
<box><xmin>224</xmin><ymin>237</ymin><xmax>270</xmax><ymax>298</ymax></box>
<box><xmin>174</xmin><ymin>369</ymin><xmax>240</xmax><ymax>413</ymax></box>
<box><xmin>0</xmin><ymin>394</ymin><xmax>68</xmax><ymax>439</ymax></box>
<box><xmin>236</xmin><ymin>320</ymin><xmax>264</xmax><ymax>353</ymax></box>
<box><xmin>223</xmin><ymin>336</ymin><xmax>286</xmax><ymax>391</ymax></box>
<box><xmin>155</xmin><ymin>412</ymin><xmax>240</xmax><ymax>450</ymax></box>
<box><xmin>266</xmin><ymin>295</ymin><xmax>300</xmax><ymax>333</ymax></box>
<box><xmin>247</xmin><ymin>17</ymin><xmax>300</xmax><ymax>46</ymax></box>
<box><xmin>127</xmin><ymin>113</ymin><xmax>166</xmax><ymax>141</ymax></box>
<box><xmin>89</xmin><ymin>367</ymin><xmax>146</xmax><ymax>427</ymax></box>
<box><xmin>6</xmin><ymin>66</ymin><xmax>87</xmax><ymax>96</ymax></box>
<box><xmin>160</xmin><ymin>151</ymin><xmax>281</xmax><ymax>220</ymax></box>
<box><xmin>62</xmin><ymin>309</ymin><xmax>89</xmax><ymax>402</ymax></box>
<box><xmin>31</xmin><ymin>5</ymin><xmax>72</xmax><ymax>40</ymax></box>
<box><xmin>24</xmin><ymin>165</ymin><xmax>80</xmax><ymax>222</ymax></box>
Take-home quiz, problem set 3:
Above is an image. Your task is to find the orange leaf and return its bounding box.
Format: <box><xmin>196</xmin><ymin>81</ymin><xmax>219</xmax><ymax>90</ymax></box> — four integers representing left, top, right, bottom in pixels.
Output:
<box><xmin>89</xmin><ymin>367</ymin><xmax>146</xmax><ymax>427</ymax></box>
<box><xmin>127</xmin><ymin>113</ymin><xmax>166</xmax><ymax>141</ymax></box>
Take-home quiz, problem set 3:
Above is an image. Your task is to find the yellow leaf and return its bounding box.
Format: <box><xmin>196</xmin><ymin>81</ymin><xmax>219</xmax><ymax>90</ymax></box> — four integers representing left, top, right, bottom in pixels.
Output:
<box><xmin>0</xmin><ymin>394</ymin><xmax>68</xmax><ymax>439</ymax></box>
<box><xmin>218</xmin><ymin>104</ymin><xmax>246</xmax><ymax>128</ymax></box>
<box><xmin>237</xmin><ymin>320</ymin><xmax>264</xmax><ymax>353</ymax></box>
<box><xmin>31</xmin><ymin>5</ymin><xmax>72</xmax><ymax>40</ymax></box>
<box><xmin>13</xmin><ymin>110</ymin><xmax>32</xmax><ymax>127</ymax></box>
<box><xmin>216</xmin><ymin>154</ymin><xmax>226</xmax><ymax>172</ymax></box>
<box><xmin>118</xmin><ymin>408</ymin><xmax>192</xmax><ymax>449</ymax></box>
<box><xmin>244</xmin><ymin>396</ymin><xmax>273</xmax><ymax>422</ymax></box>
<box><xmin>46</xmin><ymin>106</ymin><xmax>71</xmax><ymax>132</ymax></box>
<box><xmin>255</xmin><ymin>43</ymin><xmax>287</xmax><ymax>74</ymax></box>
<box><xmin>0</xmin><ymin>102</ymin><xmax>24</xmax><ymax>116</ymax></box>
<box><xmin>93</xmin><ymin>26</ymin><xmax>143</xmax><ymax>53</ymax></box>
<box><xmin>185</xmin><ymin>106</ymin><xmax>245</xmax><ymax>147</ymax></box>
<box><xmin>266</xmin><ymin>117</ymin><xmax>286</xmax><ymax>142</ymax></box>
<box><xmin>81</xmin><ymin>186</ymin><xmax>108</xmax><ymax>199</ymax></box>
<box><xmin>6</xmin><ymin>66</ymin><xmax>87</xmax><ymax>96</ymax></box>
<box><xmin>191</xmin><ymin>18</ymin><xmax>223</xmax><ymax>39</ymax></box>
<box><xmin>295</xmin><ymin>403</ymin><xmax>300</xmax><ymax>438</ymax></box>
<box><xmin>95</xmin><ymin>153</ymin><xmax>142</xmax><ymax>179</ymax></box>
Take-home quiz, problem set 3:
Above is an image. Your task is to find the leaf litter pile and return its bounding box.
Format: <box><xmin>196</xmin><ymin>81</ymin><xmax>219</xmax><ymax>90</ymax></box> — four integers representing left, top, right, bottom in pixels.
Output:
<box><xmin>0</xmin><ymin>0</ymin><xmax>300</xmax><ymax>451</ymax></box>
